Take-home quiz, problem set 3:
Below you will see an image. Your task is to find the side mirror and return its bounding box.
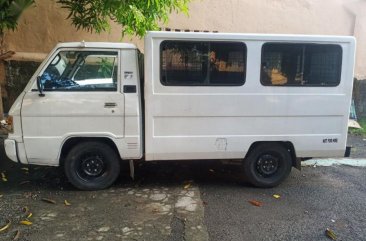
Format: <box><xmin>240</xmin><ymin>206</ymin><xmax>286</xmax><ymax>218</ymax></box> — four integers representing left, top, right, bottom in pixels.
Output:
<box><xmin>36</xmin><ymin>76</ymin><xmax>45</xmax><ymax>97</ymax></box>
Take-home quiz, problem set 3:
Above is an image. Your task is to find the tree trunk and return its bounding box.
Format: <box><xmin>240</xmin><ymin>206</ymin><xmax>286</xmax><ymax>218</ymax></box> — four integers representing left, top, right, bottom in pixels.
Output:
<box><xmin>0</xmin><ymin>60</ymin><xmax>4</xmax><ymax>120</ymax></box>
<box><xmin>0</xmin><ymin>31</ymin><xmax>6</xmax><ymax>120</ymax></box>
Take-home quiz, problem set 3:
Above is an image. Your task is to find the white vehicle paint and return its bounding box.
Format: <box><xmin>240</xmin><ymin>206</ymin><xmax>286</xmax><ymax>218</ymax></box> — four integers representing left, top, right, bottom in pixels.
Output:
<box><xmin>3</xmin><ymin>32</ymin><xmax>356</xmax><ymax>190</ymax></box>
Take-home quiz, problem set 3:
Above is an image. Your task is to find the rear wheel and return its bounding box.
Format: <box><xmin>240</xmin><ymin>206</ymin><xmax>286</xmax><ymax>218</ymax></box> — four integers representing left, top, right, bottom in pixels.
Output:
<box><xmin>64</xmin><ymin>141</ymin><xmax>120</xmax><ymax>190</ymax></box>
<box><xmin>243</xmin><ymin>143</ymin><xmax>292</xmax><ymax>188</ymax></box>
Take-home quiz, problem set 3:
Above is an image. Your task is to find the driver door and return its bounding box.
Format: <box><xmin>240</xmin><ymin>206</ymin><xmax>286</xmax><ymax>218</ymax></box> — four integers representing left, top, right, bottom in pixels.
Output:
<box><xmin>21</xmin><ymin>49</ymin><xmax>125</xmax><ymax>165</ymax></box>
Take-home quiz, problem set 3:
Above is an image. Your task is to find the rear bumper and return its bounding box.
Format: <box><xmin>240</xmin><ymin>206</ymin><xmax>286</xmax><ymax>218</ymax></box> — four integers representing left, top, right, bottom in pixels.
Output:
<box><xmin>4</xmin><ymin>139</ymin><xmax>27</xmax><ymax>164</ymax></box>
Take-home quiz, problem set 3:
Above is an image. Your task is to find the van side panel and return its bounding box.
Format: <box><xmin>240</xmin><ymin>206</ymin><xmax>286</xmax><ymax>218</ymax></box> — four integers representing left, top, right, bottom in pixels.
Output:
<box><xmin>144</xmin><ymin>32</ymin><xmax>355</xmax><ymax>161</ymax></box>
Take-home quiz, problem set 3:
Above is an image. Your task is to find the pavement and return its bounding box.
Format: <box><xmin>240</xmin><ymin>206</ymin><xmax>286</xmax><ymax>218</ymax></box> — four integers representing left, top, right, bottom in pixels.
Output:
<box><xmin>0</xmin><ymin>134</ymin><xmax>365</xmax><ymax>241</ymax></box>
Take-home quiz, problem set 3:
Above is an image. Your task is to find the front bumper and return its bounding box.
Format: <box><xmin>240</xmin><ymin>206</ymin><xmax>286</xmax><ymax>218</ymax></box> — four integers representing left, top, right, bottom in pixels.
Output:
<box><xmin>4</xmin><ymin>139</ymin><xmax>27</xmax><ymax>164</ymax></box>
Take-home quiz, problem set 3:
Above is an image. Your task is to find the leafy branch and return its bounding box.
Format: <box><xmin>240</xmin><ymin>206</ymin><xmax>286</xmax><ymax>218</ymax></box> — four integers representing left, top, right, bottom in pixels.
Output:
<box><xmin>57</xmin><ymin>0</ymin><xmax>191</xmax><ymax>37</ymax></box>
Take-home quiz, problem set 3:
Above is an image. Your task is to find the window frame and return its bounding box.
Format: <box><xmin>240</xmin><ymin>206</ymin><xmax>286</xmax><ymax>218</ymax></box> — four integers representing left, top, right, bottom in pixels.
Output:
<box><xmin>159</xmin><ymin>40</ymin><xmax>247</xmax><ymax>87</ymax></box>
<box><xmin>260</xmin><ymin>42</ymin><xmax>343</xmax><ymax>87</ymax></box>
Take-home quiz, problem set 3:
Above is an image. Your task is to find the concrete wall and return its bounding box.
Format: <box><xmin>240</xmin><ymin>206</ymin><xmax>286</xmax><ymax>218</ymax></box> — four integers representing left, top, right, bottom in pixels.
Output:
<box><xmin>1</xmin><ymin>0</ymin><xmax>366</xmax><ymax>115</ymax></box>
<box><xmin>353</xmin><ymin>79</ymin><xmax>366</xmax><ymax>118</ymax></box>
<box><xmin>4</xmin><ymin>0</ymin><xmax>366</xmax><ymax>78</ymax></box>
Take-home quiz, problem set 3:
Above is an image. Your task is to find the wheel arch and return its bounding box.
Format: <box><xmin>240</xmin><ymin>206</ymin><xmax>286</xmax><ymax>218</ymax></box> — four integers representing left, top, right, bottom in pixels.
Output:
<box><xmin>245</xmin><ymin>141</ymin><xmax>299</xmax><ymax>169</ymax></box>
<box><xmin>59</xmin><ymin>136</ymin><xmax>120</xmax><ymax>166</ymax></box>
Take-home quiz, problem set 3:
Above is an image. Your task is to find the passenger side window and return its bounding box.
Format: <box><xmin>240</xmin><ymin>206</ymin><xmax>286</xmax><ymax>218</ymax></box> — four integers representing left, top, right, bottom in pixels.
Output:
<box><xmin>41</xmin><ymin>51</ymin><xmax>118</xmax><ymax>91</ymax></box>
<box><xmin>261</xmin><ymin>43</ymin><xmax>342</xmax><ymax>86</ymax></box>
<box><xmin>161</xmin><ymin>41</ymin><xmax>246</xmax><ymax>86</ymax></box>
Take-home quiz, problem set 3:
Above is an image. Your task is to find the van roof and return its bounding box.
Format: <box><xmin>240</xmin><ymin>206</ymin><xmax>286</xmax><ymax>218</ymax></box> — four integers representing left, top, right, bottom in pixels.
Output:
<box><xmin>55</xmin><ymin>42</ymin><xmax>137</xmax><ymax>49</ymax></box>
<box><xmin>146</xmin><ymin>31</ymin><xmax>356</xmax><ymax>44</ymax></box>
<box><xmin>55</xmin><ymin>32</ymin><xmax>355</xmax><ymax>50</ymax></box>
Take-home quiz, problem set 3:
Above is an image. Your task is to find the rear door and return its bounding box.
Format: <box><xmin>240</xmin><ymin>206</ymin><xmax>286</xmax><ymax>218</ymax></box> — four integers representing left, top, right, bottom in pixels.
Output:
<box><xmin>21</xmin><ymin>49</ymin><xmax>125</xmax><ymax>165</ymax></box>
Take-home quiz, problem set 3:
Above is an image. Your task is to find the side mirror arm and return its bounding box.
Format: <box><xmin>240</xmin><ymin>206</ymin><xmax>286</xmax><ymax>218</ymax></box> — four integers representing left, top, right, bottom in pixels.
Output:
<box><xmin>36</xmin><ymin>76</ymin><xmax>45</xmax><ymax>97</ymax></box>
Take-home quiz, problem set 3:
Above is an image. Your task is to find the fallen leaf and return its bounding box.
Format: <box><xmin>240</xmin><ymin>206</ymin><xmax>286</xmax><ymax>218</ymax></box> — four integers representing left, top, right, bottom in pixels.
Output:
<box><xmin>20</xmin><ymin>220</ymin><xmax>32</xmax><ymax>226</ymax></box>
<box><xmin>41</xmin><ymin>198</ymin><xmax>56</xmax><ymax>204</ymax></box>
<box><xmin>64</xmin><ymin>200</ymin><xmax>71</xmax><ymax>206</ymax></box>
<box><xmin>22</xmin><ymin>206</ymin><xmax>29</xmax><ymax>213</ymax></box>
<box><xmin>19</xmin><ymin>181</ymin><xmax>31</xmax><ymax>185</ymax></box>
<box><xmin>325</xmin><ymin>228</ymin><xmax>337</xmax><ymax>240</ymax></box>
<box><xmin>1</xmin><ymin>172</ymin><xmax>6</xmax><ymax>182</ymax></box>
<box><xmin>13</xmin><ymin>230</ymin><xmax>20</xmax><ymax>240</ymax></box>
<box><xmin>248</xmin><ymin>200</ymin><xmax>263</xmax><ymax>207</ymax></box>
<box><xmin>27</xmin><ymin>213</ymin><xmax>32</xmax><ymax>219</ymax></box>
<box><xmin>273</xmin><ymin>194</ymin><xmax>281</xmax><ymax>199</ymax></box>
<box><xmin>0</xmin><ymin>219</ymin><xmax>11</xmax><ymax>232</ymax></box>
<box><xmin>184</xmin><ymin>183</ymin><xmax>191</xmax><ymax>189</ymax></box>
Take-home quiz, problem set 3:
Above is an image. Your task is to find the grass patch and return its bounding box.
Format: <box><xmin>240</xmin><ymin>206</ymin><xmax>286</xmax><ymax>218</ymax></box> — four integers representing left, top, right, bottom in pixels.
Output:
<box><xmin>349</xmin><ymin>118</ymin><xmax>366</xmax><ymax>136</ymax></box>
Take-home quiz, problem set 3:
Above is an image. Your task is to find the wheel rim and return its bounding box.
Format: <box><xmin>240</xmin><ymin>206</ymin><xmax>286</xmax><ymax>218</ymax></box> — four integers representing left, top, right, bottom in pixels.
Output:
<box><xmin>76</xmin><ymin>153</ymin><xmax>107</xmax><ymax>180</ymax></box>
<box><xmin>256</xmin><ymin>153</ymin><xmax>280</xmax><ymax>177</ymax></box>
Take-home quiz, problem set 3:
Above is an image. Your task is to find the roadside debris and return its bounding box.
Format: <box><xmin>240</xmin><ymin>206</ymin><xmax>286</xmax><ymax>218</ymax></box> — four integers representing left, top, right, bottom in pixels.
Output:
<box><xmin>183</xmin><ymin>180</ymin><xmax>193</xmax><ymax>189</ymax></box>
<box><xmin>13</xmin><ymin>230</ymin><xmax>20</xmax><ymax>240</ymax></box>
<box><xmin>184</xmin><ymin>183</ymin><xmax>191</xmax><ymax>189</ymax></box>
<box><xmin>19</xmin><ymin>180</ymin><xmax>31</xmax><ymax>185</ymax></box>
<box><xmin>41</xmin><ymin>198</ymin><xmax>56</xmax><ymax>204</ymax></box>
<box><xmin>1</xmin><ymin>172</ymin><xmax>7</xmax><ymax>182</ymax></box>
<box><xmin>0</xmin><ymin>219</ymin><xmax>11</xmax><ymax>233</ymax></box>
<box><xmin>248</xmin><ymin>200</ymin><xmax>263</xmax><ymax>207</ymax></box>
<box><xmin>273</xmin><ymin>194</ymin><xmax>281</xmax><ymax>199</ymax></box>
<box><xmin>19</xmin><ymin>220</ymin><xmax>32</xmax><ymax>226</ymax></box>
<box><xmin>325</xmin><ymin>228</ymin><xmax>337</xmax><ymax>240</ymax></box>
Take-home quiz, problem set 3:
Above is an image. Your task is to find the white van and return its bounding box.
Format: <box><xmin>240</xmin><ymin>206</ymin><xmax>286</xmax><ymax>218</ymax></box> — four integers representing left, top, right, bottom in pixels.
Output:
<box><xmin>3</xmin><ymin>32</ymin><xmax>356</xmax><ymax>190</ymax></box>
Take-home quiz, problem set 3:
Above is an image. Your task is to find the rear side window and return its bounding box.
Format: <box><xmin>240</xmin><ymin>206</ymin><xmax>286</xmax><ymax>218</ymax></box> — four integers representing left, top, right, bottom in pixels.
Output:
<box><xmin>261</xmin><ymin>43</ymin><xmax>342</xmax><ymax>86</ymax></box>
<box><xmin>161</xmin><ymin>41</ymin><xmax>246</xmax><ymax>86</ymax></box>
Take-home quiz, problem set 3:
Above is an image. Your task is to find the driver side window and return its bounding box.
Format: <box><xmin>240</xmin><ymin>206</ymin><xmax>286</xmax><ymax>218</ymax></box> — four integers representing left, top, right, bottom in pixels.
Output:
<box><xmin>41</xmin><ymin>51</ymin><xmax>118</xmax><ymax>91</ymax></box>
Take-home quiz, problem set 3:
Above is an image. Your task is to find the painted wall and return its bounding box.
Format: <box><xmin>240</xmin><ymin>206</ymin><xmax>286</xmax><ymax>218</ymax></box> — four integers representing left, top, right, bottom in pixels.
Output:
<box><xmin>3</xmin><ymin>0</ymin><xmax>366</xmax><ymax>78</ymax></box>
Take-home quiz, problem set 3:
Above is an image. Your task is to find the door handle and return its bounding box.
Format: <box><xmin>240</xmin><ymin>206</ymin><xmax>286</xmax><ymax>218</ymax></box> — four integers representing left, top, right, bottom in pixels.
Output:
<box><xmin>104</xmin><ymin>102</ymin><xmax>117</xmax><ymax>108</ymax></box>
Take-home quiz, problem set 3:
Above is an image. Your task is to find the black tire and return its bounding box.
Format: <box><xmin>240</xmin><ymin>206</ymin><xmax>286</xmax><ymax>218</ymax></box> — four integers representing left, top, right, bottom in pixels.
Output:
<box><xmin>243</xmin><ymin>143</ymin><xmax>292</xmax><ymax>188</ymax></box>
<box><xmin>64</xmin><ymin>141</ymin><xmax>120</xmax><ymax>190</ymax></box>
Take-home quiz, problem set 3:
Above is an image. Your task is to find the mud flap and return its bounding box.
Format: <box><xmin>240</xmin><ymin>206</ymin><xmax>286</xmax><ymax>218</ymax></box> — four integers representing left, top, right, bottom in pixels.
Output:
<box><xmin>129</xmin><ymin>160</ymin><xmax>135</xmax><ymax>180</ymax></box>
<box><xmin>345</xmin><ymin>146</ymin><xmax>352</xmax><ymax>157</ymax></box>
<box><xmin>294</xmin><ymin>158</ymin><xmax>301</xmax><ymax>170</ymax></box>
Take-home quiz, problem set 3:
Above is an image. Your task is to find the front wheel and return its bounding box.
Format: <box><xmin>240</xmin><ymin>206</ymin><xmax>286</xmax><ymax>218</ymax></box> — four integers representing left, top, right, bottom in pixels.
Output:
<box><xmin>243</xmin><ymin>143</ymin><xmax>292</xmax><ymax>188</ymax></box>
<box><xmin>64</xmin><ymin>141</ymin><xmax>120</xmax><ymax>190</ymax></box>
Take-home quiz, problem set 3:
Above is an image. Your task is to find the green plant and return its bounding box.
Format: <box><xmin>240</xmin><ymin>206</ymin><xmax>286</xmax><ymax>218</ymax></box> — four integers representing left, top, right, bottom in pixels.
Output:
<box><xmin>349</xmin><ymin>118</ymin><xmax>366</xmax><ymax>136</ymax></box>
<box><xmin>57</xmin><ymin>0</ymin><xmax>191</xmax><ymax>37</ymax></box>
<box><xmin>98</xmin><ymin>57</ymin><xmax>113</xmax><ymax>78</ymax></box>
<box><xmin>0</xmin><ymin>0</ymin><xmax>35</xmax><ymax>54</ymax></box>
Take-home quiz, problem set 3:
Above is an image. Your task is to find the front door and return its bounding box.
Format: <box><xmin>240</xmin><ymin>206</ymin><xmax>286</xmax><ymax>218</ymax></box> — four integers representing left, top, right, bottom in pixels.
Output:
<box><xmin>21</xmin><ymin>49</ymin><xmax>124</xmax><ymax>165</ymax></box>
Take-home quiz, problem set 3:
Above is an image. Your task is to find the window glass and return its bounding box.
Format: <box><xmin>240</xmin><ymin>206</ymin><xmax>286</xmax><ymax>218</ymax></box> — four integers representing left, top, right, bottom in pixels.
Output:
<box><xmin>261</xmin><ymin>43</ymin><xmax>342</xmax><ymax>86</ymax></box>
<box><xmin>161</xmin><ymin>41</ymin><xmax>246</xmax><ymax>86</ymax></box>
<box><xmin>40</xmin><ymin>51</ymin><xmax>118</xmax><ymax>91</ymax></box>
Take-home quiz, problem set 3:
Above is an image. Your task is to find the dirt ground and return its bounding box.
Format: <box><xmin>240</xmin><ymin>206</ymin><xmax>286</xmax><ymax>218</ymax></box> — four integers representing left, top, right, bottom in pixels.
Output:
<box><xmin>0</xmin><ymin>134</ymin><xmax>365</xmax><ymax>241</ymax></box>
